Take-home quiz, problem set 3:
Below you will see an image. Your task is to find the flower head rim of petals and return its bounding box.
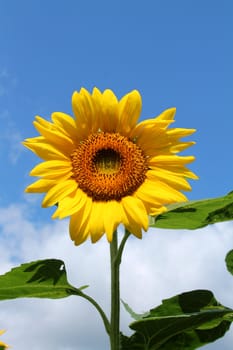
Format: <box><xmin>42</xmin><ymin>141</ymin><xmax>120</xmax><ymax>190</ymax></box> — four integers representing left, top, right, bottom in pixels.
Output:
<box><xmin>23</xmin><ymin>87</ymin><xmax>198</xmax><ymax>245</ymax></box>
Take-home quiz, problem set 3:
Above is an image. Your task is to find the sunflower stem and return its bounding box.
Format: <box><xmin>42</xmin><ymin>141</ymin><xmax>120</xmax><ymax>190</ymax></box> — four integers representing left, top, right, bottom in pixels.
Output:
<box><xmin>110</xmin><ymin>231</ymin><xmax>120</xmax><ymax>350</ymax></box>
<box><xmin>110</xmin><ymin>229</ymin><xmax>130</xmax><ymax>350</ymax></box>
<box><xmin>116</xmin><ymin>229</ymin><xmax>130</xmax><ymax>266</ymax></box>
<box><xmin>78</xmin><ymin>290</ymin><xmax>111</xmax><ymax>335</ymax></box>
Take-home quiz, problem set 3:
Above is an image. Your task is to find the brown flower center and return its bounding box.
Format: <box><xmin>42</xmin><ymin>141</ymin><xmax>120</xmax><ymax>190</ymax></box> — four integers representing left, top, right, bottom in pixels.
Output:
<box><xmin>70</xmin><ymin>132</ymin><xmax>148</xmax><ymax>201</ymax></box>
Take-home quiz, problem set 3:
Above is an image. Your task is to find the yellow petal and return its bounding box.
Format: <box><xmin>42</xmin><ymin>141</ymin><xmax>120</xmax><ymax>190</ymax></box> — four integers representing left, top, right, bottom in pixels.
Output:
<box><xmin>130</xmin><ymin>107</ymin><xmax>176</xmax><ymax>142</ymax></box>
<box><xmin>156</xmin><ymin>107</ymin><xmax>176</xmax><ymax>122</ymax></box>
<box><xmin>136</xmin><ymin>179</ymin><xmax>187</xmax><ymax>206</ymax></box>
<box><xmin>30</xmin><ymin>160</ymin><xmax>72</xmax><ymax>177</ymax></box>
<box><xmin>100</xmin><ymin>89</ymin><xmax>119</xmax><ymax>132</ymax></box>
<box><xmin>149</xmin><ymin>205</ymin><xmax>167</xmax><ymax>216</ymax></box>
<box><xmin>170</xmin><ymin>142</ymin><xmax>196</xmax><ymax>153</ymax></box>
<box><xmin>167</xmin><ymin>128</ymin><xmax>196</xmax><ymax>137</ymax></box>
<box><xmin>121</xmin><ymin>196</ymin><xmax>148</xmax><ymax>237</ymax></box>
<box><xmin>23</xmin><ymin>135</ymin><xmax>72</xmax><ymax>158</ymax></box>
<box><xmin>25</xmin><ymin>179</ymin><xmax>55</xmax><ymax>193</ymax></box>
<box><xmin>149</xmin><ymin>165</ymin><xmax>198</xmax><ymax>180</ymax></box>
<box><xmin>130</xmin><ymin>119</ymin><xmax>173</xmax><ymax>143</ymax></box>
<box><xmin>0</xmin><ymin>341</ymin><xmax>9</xmax><ymax>348</ymax></box>
<box><xmin>135</xmin><ymin>126</ymin><xmax>165</xmax><ymax>151</ymax></box>
<box><xmin>70</xmin><ymin>216</ymin><xmax>89</xmax><ymax>245</ymax></box>
<box><xmin>53</xmin><ymin>188</ymin><xmax>86</xmax><ymax>219</ymax></box>
<box><xmin>42</xmin><ymin>180</ymin><xmax>77</xmax><ymax>207</ymax></box>
<box><xmin>34</xmin><ymin>116</ymin><xmax>75</xmax><ymax>150</ymax></box>
<box><xmin>134</xmin><ymin>183</ymin><xmax>161</xmax><ymax>209</ymax></box>
<box><xmin>89</xmin><ymin>202</ymin><xmax>105</xmax><ymax>243</ymax></box>
<box><xmin>24</xmin><ymin>135</ymin><xmax>45</xmax><ymax>143</ymax></box>
<box><xmin>51</xmin><ymin>112</ymin><xmax>80</xmax><ymax>142</ymax></box>
<box><xmin>135</xmin><ymin>126</ymin><xmax>195</xmax><ymax>154</ymax></box>
<box><xmin>23</xmin><ymin>140</ymin><xmax>69</xmax><ymax>160</ymax></box>
<box><xmin>69</xmin><ymin>195</ymin><xmax>92</xmax><ymax>245</ymax></box>
<box><xmin>72</xmin><ymin>89</ymin><xmax>97</xmax><ymax>139</ymax></box>
<box><xmin>114</xmin><ymin>205</ymin><xmax>138</xmax><ymax>237</ymax></box>
<box><xmin>0</xmin><ymin>330</ymin><xmax>9</xmax><ymax>348</ymax></box>
<box><xmin>103</xmin><ymin>201</ymin><xmax>123</xmax><ymax>242</ymax></box>
<box><xmin>118</xmin><ymin>90</ymin><xmax>142</xmax><ymax>136</ymax></box>
<box><xmin>146</xmin><ymin>169</ymin><xmax>192</xmax><ymax>191</ymax></box>
<box><xmin>34</xmin><ymin>115</ymin><xmax>55</xmax><ymax>129</ymax></box>
<box><xmin>149</xmin><ymin>155</ymin><xmax>195</xmax><ymax>166</ymax></box>
<box><xmin>124</xmin><ymin>223</ymin><xmax>142</xmax><ymax>239</ymax></box>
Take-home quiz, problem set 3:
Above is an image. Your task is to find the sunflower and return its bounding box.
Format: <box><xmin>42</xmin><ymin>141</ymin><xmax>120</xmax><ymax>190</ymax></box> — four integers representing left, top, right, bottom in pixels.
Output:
<box><xmin>23</xmin><ymin>88</ymin><xmax>197</xmax><ymax>245</ymax></box>
<box><xmin>0</xmin><ymin>330</ymin><xmax>9</xmax><ymax>349</ymax></box>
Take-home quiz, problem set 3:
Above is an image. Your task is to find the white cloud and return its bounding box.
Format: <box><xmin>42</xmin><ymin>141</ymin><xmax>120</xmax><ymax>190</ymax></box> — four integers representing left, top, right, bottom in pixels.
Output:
<box><xmin>0</xmin><ymin>204</ymin><xmax>233</xmax><ymax>349</ymax></box>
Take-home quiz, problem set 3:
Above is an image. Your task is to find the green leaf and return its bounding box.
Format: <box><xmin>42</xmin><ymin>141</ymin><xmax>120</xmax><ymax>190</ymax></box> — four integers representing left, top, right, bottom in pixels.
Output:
<box><xmin>0</xmin><ymin>259</ymin><xmax>87</xmax><ymax>300</ymax></box>
<box><xmin>225</xmin><ymin>249</ymin><xmax>233</xmax><ymax>276</ymax></box>
<box><xmin>120</xmin><ymin>290</ymin><xmax>233</xmax><ymax>350</ymax></box>
<box><xmin>150</xmin><ymin>192</ymin><xmax>233</xmax><ymax>230</ymax></box>
<box><xmin>121</xmin><ymin>299</ymin><xmax>149</xmax><ymax>320</ymax></box>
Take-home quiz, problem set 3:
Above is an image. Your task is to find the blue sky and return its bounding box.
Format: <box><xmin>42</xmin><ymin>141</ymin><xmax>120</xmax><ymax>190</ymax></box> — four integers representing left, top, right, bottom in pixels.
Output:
<box><xmin>0</xmin><ymin>0</ymin><xmax>232</xmax><ymax>349</ymax></box>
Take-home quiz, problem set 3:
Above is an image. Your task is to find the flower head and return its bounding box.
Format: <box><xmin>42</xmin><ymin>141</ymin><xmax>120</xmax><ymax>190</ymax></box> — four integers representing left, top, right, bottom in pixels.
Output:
<box><xmin>24</xmin><ymin>88</ymin><xmax>197</xmax><ymax>245</ymax></box>
<box><xmin>0</xmin><ymin>330</ymin><xmax>9</xmax><ymax>349</ymax></box>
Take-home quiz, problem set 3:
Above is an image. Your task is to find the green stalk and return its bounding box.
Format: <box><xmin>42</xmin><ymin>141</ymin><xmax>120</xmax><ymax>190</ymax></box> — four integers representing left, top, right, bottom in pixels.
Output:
<box><xmin>109</xmin><ymin>229</ymin><xmax>130</xmax><ymax>350</ymax></box>
<box><xmin>78</xmin><ymin>290</ymin><xmax>111</xmax><ymax>335</ymax></box>
<box><xmin>75</xmin><ymin>229</ymin><xmax>130</xmax><ymax>349</ymax></box>
<box><xmin>116</xmin><ymin>229</ymin><xmax>130</xmax><ymax>266</ymax></box>
<box><xmin>110</xmin><ymin>231</ymin><xmax>120</xmax><ymax>349</ymax></box>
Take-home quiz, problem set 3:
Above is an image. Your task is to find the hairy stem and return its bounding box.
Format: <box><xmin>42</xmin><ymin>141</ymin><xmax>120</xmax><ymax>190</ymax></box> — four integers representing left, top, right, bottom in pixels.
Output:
<box><xmin>78</xmin><ymin>290</ymin><xmax>111</xmax><ymax>335</ymax></box>
<box><xmin>110</xmin><ymin>231</ymin><xmax>120</xmax><ymax>349</ymax></box>
<box><xmin>110</xmin><ymin>229</ymin><xmax>130</xmax><ymax>349</ymax></box>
